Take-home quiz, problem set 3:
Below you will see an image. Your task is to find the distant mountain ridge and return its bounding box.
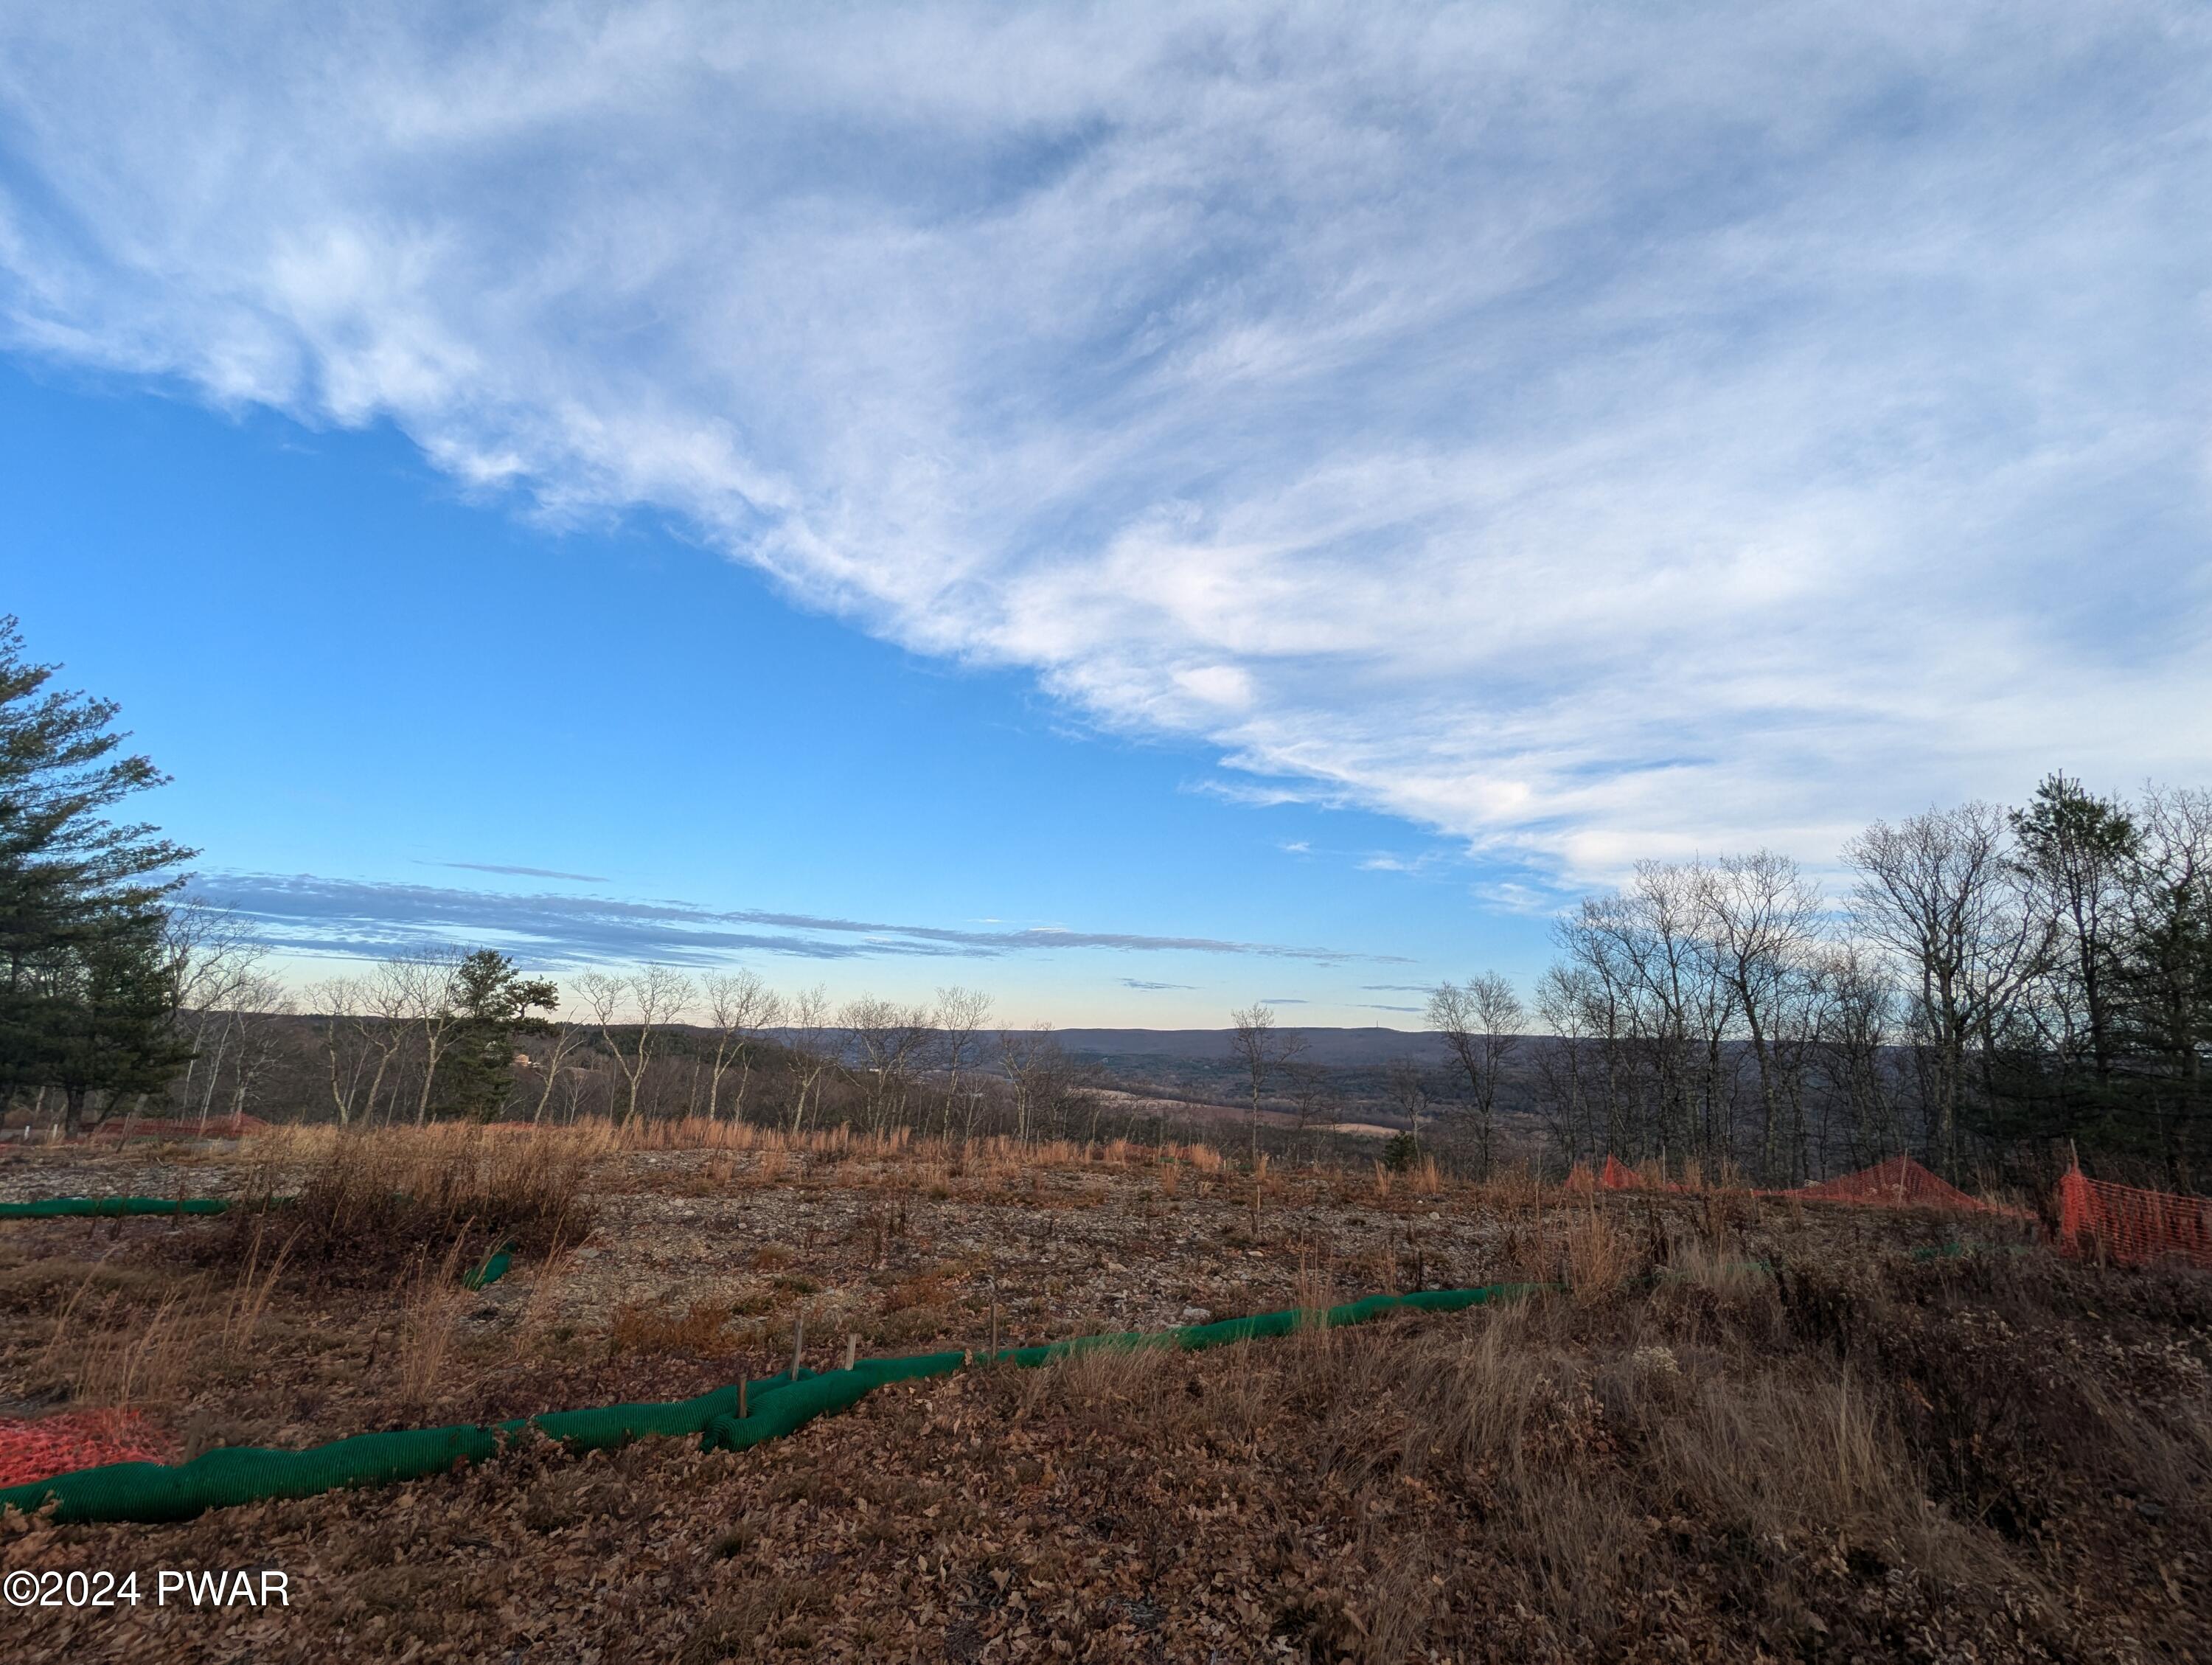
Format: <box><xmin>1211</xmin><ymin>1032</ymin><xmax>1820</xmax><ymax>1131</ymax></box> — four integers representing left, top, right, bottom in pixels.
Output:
<box><xmin>1052</xmin><ymin>1027</ymin><xmax>1466</xmax><ymax>1068</ymax></box>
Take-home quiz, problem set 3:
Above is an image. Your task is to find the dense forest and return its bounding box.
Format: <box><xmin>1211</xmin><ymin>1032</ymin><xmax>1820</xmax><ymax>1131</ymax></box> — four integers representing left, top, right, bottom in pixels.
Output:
<box><xmin>3</xmin><ymin>616</ymin><xmax>2206</xmax><ymax>1190</ymax></box>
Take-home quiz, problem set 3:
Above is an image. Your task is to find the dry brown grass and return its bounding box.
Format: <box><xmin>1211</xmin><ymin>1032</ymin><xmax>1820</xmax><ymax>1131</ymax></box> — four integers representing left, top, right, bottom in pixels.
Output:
<box><xmin>609</xmin><ymin>1296</ymin><xmax>738</xmax><ymax>1359</ymax></box>
<box><xmin>512</xmin><ymin>1233</ymin><xmax>574</xmax><ymax>1351</ymax></box>
<box><xmin>44</xmin><ymin>1286</ymin><xmax>198</xmax><ymax>1411</ymax></box>
<box><xmin>6</xmin><ymin>1130</ymin><xmax>2209</xmax><ymax>1664</ymax></box>
<box><xmin>1666</xmin><ymin>1235</ymin><xmax>1775</xmax><ymax>1299</ymax></box>
<box><xmin>32</xmin><ymin>1222</ymin><xmax>301</xmax><ymax>1415</ymax></box>
<box><xmin>1562</xmin><ymin>1202</ymin><xmax>1630</xmax><ymax>1301</ymax></box>
<box><xmin>226</xmin><ymin>1122</ymin><xmax>599</xmax><ymax>1285</ymax></box>
<box><xmin>1467</xmin><ymin>1159</ymin><xmax>1550</xmax><ymax>1219</ymax></box>
<box><xmin>391</xmin><ymin>1251</ymin><xmax>473</xmax><ymax>1415</ymax></box>
<box><xmin>983</xmin><ymin>1260</ymin><xmax>2107</xmax><ymax>1658</ymax></box>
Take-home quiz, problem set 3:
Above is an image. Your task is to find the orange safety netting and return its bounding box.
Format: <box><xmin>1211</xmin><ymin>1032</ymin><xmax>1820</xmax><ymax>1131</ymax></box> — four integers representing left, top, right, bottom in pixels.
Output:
<box><xmin>1792</xmin><ymin>1155</ymin><xmax>2003</xmax><ymax>1214</ymax></box>
<box><xmin>0</xmin><ymin>1411</ymin><xmax>175</xmax><ymax>1489</ymax></box>
<box><xmin>2056</xmin><ymin>1169</ymin><xmax>2212</xmax><ymax>1270</ymax></box>
<box><xmin>1563</xmin><ymin>1156</ymin><xmax>1683</xmax><ymax>1192</ymax></box>
<box><xmin>1599</xmin><ymin>1154</ymin><xmax>1645</xmax><ymax>1191</ymax></box>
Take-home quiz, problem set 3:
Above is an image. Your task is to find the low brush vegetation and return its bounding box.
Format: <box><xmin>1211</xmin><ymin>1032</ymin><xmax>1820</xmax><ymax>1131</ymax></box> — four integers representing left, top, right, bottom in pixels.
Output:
<box><xmin>1</xmin><ymin>1124</ymin><xmax>2207</xmax><ymax>1661</ymax></box>
<box><xmin>217</xmin><ymin>1122</ymin><xmax>602</xmax><ymax>1286</ymax></box>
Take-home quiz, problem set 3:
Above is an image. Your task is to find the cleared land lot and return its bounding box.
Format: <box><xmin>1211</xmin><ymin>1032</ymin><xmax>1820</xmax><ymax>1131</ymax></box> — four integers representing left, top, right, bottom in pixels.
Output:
<box><xmin>1</xmin><ymin>1123</ymin><xmax>2207</xmax><ymax>1662</ymax></box>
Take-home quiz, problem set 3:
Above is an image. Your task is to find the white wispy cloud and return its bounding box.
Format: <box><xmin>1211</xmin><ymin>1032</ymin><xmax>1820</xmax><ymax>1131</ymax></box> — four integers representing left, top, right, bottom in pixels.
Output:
<box><xmin>193</xmin><ymin>872</ymin><xmax>1400</xmax><ymax>968</ymax></box>
<box><xmin>434</xmin><ymin>861</ymin><xmax>610</xmax><ymax>883</ymax></box>
<box><xmin>3</xmin><ymin>4</ymin><xmax>2206</xmax><ymax>884</ymax></box>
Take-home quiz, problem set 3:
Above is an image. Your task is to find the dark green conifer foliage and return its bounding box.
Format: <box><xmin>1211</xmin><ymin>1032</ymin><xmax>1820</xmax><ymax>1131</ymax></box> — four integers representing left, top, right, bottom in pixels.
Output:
<box><xmin>0</xmin><ymin>616</ymin><xmax>195</xmax><ymax>1131</ymax></box>
<box><xmin>439</xmin><ymin>948</ymin><xmax>559</xmax><ymax>1121</ymax></box>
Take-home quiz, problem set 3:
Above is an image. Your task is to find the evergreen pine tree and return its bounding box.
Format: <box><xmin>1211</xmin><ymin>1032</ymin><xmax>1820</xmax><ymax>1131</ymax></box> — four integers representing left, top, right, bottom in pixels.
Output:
<box><xmin>438</xmin><ymin>948</ymin><xmax>560</xmax><ymax>1121</ymax></box>
<box><xmin>0</xmin><ymin>616</ymin><xmax>196</xmax><ymax>1132</ymax></box>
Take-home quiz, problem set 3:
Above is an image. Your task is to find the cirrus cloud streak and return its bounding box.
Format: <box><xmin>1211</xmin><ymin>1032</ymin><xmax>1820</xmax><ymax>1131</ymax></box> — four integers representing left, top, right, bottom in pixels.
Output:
<box><xmin>3</xmin><ymin>3</ymin><xmax>2207</xmax><ymax>888</ymax></box>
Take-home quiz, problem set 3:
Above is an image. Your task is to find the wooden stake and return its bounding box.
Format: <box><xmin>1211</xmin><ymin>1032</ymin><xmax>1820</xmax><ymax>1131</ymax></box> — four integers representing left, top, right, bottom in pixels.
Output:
<box><xmin>790</xmin><ymin>1308</ymin><xmax>805</xmax><ymax>1382</ymax></box>
<box><xmin>989</xmin><ymin>1302</ymin><xmax>1000</xmax><ymax>1358</ymax></box>
<box><xmin>844</xmin><ymin>1332</ymin><xmax>858</xmax><ymax>1372</ymax></box>
<box><xmin>738</xmin><ymin>1377</ymin><xmax>748</xmax><ymax>1419</ymax></box>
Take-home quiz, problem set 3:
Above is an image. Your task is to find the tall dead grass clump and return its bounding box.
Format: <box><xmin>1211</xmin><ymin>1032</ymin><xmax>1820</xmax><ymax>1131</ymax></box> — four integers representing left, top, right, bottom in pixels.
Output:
<box><xmin>216</xmin><ymin>1222</ymin><xmax>295</xmax><ymax>1354</ymax></box>
<box><xmin>1284</xmin><ymin>1264</ymin><xmax>1343</xmax><ymax>1405</ymax></box>
<box><xmin>38</xmin><ymin>1227</ymin><xmax>298</xmax><ymax>1415</ymax></box>
<box><xmin>1377</xmin><ymin>1291</ymin><xmax>2003</xmax><ymax>1642</ymax></box>
<box><xmin>1501</xmin><ymin>1223</ymin><xmax>1558</xmax><ymax>1288</ymax></box>
<box><xmin>392</xmin><ymin>1242</ymin><xmax>474</xmax><ymax>1413</ymax></box>
<box><xmin>1465</xmin><ymin>1160</ymin><xmax>1548</xmax><ymax>1222</ymax></box>
<box><xmin>52</xmin><ymin>1289</ymin><xmax>198</xmax><ymax>1411</ymax></box>
<box><xmin>515</xmin><ymin>1231</ymin><xmax>573</xmax><ymax>1350</ymax></box>
<box><xmin>1564</xmin><ymin>1206</ymin><xmax>1628</xmax><ymax>1301</ymax></box>
<box><xmin>1665</xmin><ymin>1237</ymin><xmax>1773</xmax><ymax>1299</ymax></box>
<box><xmin>1051</xmin><ymin>1337</ymin><xmax>1169</xmax><ymax>1405</ymax></box>
<box><xmin>1627</xmin><ymin>1364</ymin><xmax>1979</xmax><ymax>1585</ymax></box>
<box><xmin>243</xmin><ymin>1122</ymin><xmax>599</xmax><ymax>1285</ymax></box>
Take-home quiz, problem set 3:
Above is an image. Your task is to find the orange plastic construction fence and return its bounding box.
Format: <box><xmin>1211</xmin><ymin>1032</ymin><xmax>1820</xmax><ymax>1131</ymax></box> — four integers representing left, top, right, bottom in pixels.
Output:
<box><xmin>1559</xmin><ymin>1155</ymin><xmax>1695</xmax><ymax>1194</ymax></box>
<box><xmin>1792</xmin><ymin>1155</ymin><xmax>2006</xmax><ymax>1214</ymax></box>
<box><xmin>2057</xmin><ymin>1169</ymin><xmax>2212</xmax><ymax>1270</ymax></box>
<box><xmin>0</xmin><ymin>1411</ymin><xmax>175</xmax><ymax>1489</ymax></box>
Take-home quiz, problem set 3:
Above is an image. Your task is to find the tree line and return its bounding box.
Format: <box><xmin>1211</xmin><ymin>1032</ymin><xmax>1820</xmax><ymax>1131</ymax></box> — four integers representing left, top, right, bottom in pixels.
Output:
<box><xmin>1410</xmin><ymin>780</ymin><xmax>2208</xmax><ymax>1189</ymax></box>
<box><xmin>3</xmin><ymin>616</ymin><xmax>2205</xmax><ymax>1185</ymax></box>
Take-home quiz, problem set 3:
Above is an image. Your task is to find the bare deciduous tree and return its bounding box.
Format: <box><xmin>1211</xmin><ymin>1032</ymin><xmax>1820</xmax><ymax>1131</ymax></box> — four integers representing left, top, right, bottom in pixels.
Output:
<box><xmin>933</xmin><ymin>986</ymin><xmax>992</xmax><ymax>1141</ymax></box>
<box><xmin>305</xmin><ymin>974</ymin><xmax>380</xmax><ymax>1125</ymax></box>
<box><xmin>1283</xmin><ymin>1056</ymin><xmax>1340</xmax><ymax>1164</ymax></box>
<box><xmin>841</xmin><ymin>996</ymin><xmax>929</xmax><ymax>1131</ymax></box>
<box><xmin>1384</xmin><ymin>1057</ymin><xmax>1430</xmax><ymax>1149</ymax></box>
<box><xmin>998</xmin><ymin>1023</ymin><xmax>1067</xmax><ymax>1144</ymax></box>
<box><xmin>390</xmin><ymin>949</ymin><xmax>467</xmax><ymax>1127</ymax></box>
<box><xmin>2116</xmin><ymin>786</ymin><xmax>2212</xmax><ymax>1175</ymax></box>
<box><xmin>160</xmin><ymin>902</ymin><xmax>266</xmax><ymax>1130</ymax></box>
<box><xmin>577</xmin><ymin>964</ymin><xmax>692</xmax><ymax>1128</ymax></box>
<box><xmin>361</xmin><ymin>960</ymin><xmax>415</xmax><ymax>1124</ymax></box>
<box><xmin>528</xmin><ymin>1013</ymin><xmax>588</xmax><ymax>1125</ymax></box>
<box><xmin>1427</xmin><ymin>972</ymin><xmax>1523</xmax><ymax>1174</ymax></box>
<box><xmin>1845</xmin><ymin>804</ymin><xmax>2051</xmax><ymax>1175</ymax></box>
<box><xmin>700</xmin><ymin>969</ymin><xmax>782</xmax><ymax>1121</ymax></box>
<box><xmin>223</xmin><ymin>973</ymin><xmax>296</xmax><ymax>1121</ymax></box>
<box><xmin>1229</xmin><ymin>1004</ymin><xmax>1307</xmax><ymax>1171</ymax></box>
<box><xmin>1700</xmin><ymin>852</ymin><xmax>1824</xmax><ymax>1183</ymax></box>
<box><xmin>783</xmin><ymin>985</ymin><xmax>833</xmax><ymax>1136</ymax></box>
<box><xmin>1531</xmin><ymin>964</ymin><xmax>1602</xmax><ymax>1165</ymax></box>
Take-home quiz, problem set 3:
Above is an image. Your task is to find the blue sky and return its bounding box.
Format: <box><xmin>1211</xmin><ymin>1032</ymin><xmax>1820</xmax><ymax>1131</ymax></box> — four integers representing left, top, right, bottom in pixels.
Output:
<box><xmin>4</xmin><ymin>359</ymin><xmax>1501</xmax><ymax>1022</ymax></box>
<box><xmin>2</xmin><ymin>4</ymin><xmax>2208</xmax><ymax>1026</ymax></box>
